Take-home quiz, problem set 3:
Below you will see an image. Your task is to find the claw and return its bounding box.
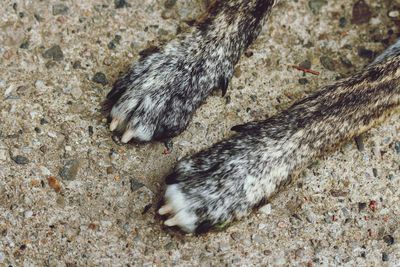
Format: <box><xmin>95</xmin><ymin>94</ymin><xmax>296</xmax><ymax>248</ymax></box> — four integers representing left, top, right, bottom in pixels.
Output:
<box><xmin>164</xmin><ymin>217</ymin><xmax>178</xmax><ymax>227</ymax></box>
<box><xmin>158</xmin><ymin>204</ymin><xmax>173</xmax><ymax>215</ymax></box>
<box><xmin>110</xmin><ymin>118</ymin><xmax>120</xmax><ymax>131</ymax></box>
<box><xmin>121</xmin><ymin>129</ymin><xmax>135</xmax><ymax>143</ymax></box>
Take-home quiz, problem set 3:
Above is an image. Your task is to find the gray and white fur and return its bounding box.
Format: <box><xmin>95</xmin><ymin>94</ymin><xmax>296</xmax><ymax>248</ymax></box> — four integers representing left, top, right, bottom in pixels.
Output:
<box><xmin>104</xmin><ymin>0</ymin><xmax>278</xmax><ymax>142</ymax></box>
<box><xmin>103</xmin><ymin>0</ymin><xmax>400</xmax><ymax>233</ymax></box>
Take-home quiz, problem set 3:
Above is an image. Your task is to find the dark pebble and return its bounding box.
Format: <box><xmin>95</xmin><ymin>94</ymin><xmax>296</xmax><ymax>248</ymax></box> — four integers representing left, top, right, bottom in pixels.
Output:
<box><xmin>358</xmin><ymin>47</ymin><xmax>375</xmax><ymax>60</ymax></box>
<box><xmin>164</xmin><ymin>242</ymin><xmax>177</xmax><ymax>250</ymax></box>
<box><xmin>40</xmin><ymin>118</ymin><xmax>48</xmax><ymax>125</ymax></box>
<box><xmin>92</xmin><ymin>72</ymin><xmax>108</xmax><ymax>85</ymax></box>
<box><xmin>244</xmin><ymin>51</ymin><xmax>254</xmax><ymax>57</ymax></box>
<box><xmin>42</xmin><ymin>45</ymin><xmax>64</xmax><ymax>61</ymax></box>
<box><xmin>358</xmin><ymin>202</ymin><xmax>367</xmax><ymax>211</ymax></box>
<box><xmin>340</xmin><ymin>57</ymin><xmax>353</xmax><ymax>68</ymax></box>
<box><xmin>108</xmin><ymin>35</ymin><xmax>121</xmax><ymax>49</ymax></box>
<box><xmin>108</xmin><ymin>41</ymin><xmax>116</xmax><ymax>50</ymax></box>
<box><xmin>72</xmin><ymin>60</ymin><xmax>82</xmax><ymax>69</ymax></box>
<box><xmin>88</xmin><ymin>126</ymin><xmax>94</xmax><ymax>137</ymax></box>
<box><xmin>394</xmin><ymin>141</ymin><xmax>400</xmax><ymax>154</ymax></box>
<box><xmin>164</xmin><ymin>0</ymin><xmax>177</xmax><ymax>9</ymax></box>
<box><xmin>12</xmin><ymin>155</ymin><xmax>29</xmax><ymax>165</ymax></box>
<box><xmin>34</xmin><ymin>13</ymin><xmax>44</xmax><ymax>22</ymax></box>
<box><xmin>351</xmin><ymin>0</ymin><xmax>371</xmax><ymax>25</ymax></box>
<box><xmin>130</xmin><ymin>178</ymin><xmax>144</xmax><ymax>192</ymax></box>
<box><xmin>59</xmin><ymin>159</ymin><xmax>80</xmax><ymax>180</ymax></box>
<box><xmin>115</xmin><ymin>0</ymin><xmax>129</xmax><ymax>9</ymax></box>
<box><xmin>354</xmin><ymin>135</ymin><xmax>365</xmax><ymax>151</ymax></box>
<box><xmin>382</xmin><ymin>252</ymin><xmax>389</xmax><ymax>262</ymax></box>
<box><xmin>372</xmin><ymin>168</ymin><xmax>378</xmax><ymax>177</ymax></box>
<box><xmin>40</xmin><ymin>145</ymin><xmax>47</xmax><ymax>153</ymax></box>
<box><xmin>142</xmin><ymin>203</ymin><xmax>152</xmax><ymax>214</ymax></box>
<box><xmin>20</xmin><ymin>41</ymin><xmax>29</xmax><ymax>49</ymax></box>
<box><xmin>320</xmin><ymin>56</ymin><xmax>336</xmax><ymax>71</ymax></box>
<box><xmin>299</xmin><ymin>78</ymin><xmax>309</xmax><ymax>85</ymax></box>
<box><xmin>339</xmin><ymin>17</ymin><xmax>347</xmax><ymax>28</ymax></box>
<box><xmin>299</xmin><ymin>59</ymin><xmax>312</xmax><ymax>69</ymax></box>
<box><xmin>383</xmin><ymin>235</ymin><xmax>395</xmax><ymax>245</ymax></box>
<box><xmin>52</xmin><ymin>4</ymin><xmax>69</xmax><ymax>15</ymax></box>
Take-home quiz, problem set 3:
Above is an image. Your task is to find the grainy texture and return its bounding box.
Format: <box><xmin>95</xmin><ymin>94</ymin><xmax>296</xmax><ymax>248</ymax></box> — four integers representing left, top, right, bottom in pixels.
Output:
<box><xmin>0</xmin><ymin>0</ymin><xmax>399</xmax><ymax>266</ymax></box>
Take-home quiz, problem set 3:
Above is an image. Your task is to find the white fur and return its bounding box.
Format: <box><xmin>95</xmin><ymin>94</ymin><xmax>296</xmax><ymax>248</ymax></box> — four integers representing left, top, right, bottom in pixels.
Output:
<box><xmin>165</xmin><ymin>184</ymin><xmax>198</xmax><ymax>232</ymax></box>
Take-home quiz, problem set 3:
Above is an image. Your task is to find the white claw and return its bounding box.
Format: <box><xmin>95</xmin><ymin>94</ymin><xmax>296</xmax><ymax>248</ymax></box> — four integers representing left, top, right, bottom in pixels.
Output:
<box><xmin>158</xmin><ymin>205</ymin><xmax>173</xmax><ymax>215</ymax></box>
<box><xmin>121</xmin><ymin>129</ymin><xmax>135</xmax><ymax>143</ymax></box>
<box><xmin>164</xmin><ymin>217</ymin><xmax>179</xmax><ymax>227</ymax></box>
<box><xmin>110</xmin><ymin>118</ymin><xmax>119</xmax><ymax>131</ymax></box>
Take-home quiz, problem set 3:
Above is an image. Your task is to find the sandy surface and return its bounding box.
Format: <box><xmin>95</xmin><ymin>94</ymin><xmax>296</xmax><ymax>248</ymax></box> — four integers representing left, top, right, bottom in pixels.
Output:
<box><xmin>0</xmin><ymin>0</ymin><xmax>399</xmax><ymax>266</ymax></box>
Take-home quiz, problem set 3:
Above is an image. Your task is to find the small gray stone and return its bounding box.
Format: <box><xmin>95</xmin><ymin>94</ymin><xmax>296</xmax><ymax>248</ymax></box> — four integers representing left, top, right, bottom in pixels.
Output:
<box><xmin>92</xmin><ymin>72</ymin><xmax>108</xmax><ymax>85</ymax></box>
<box><xmin>299</xmin><ymin>78</ymin><xmax>309</xmax><ymax>85</ymax></box>
<box><xmin>164</xmin><ymin>242</ymin><xmax>177</xmax><ymax>250</ymax></box>
<box><xmin>351</xmin><ymin>0</ymin><xmax>371</xmax><ymax>25</ymax></box>
<box><xmin>382</xmin><ymin>252</ymin><xmax>389</xmax><ymax>261</ymax></box>
<box><xmin>320</xmin><ymin>56</ymin><xmax>336</xmax><ymax>71</ymax></box>
<box><xmin>299</xmin><ymin>59</ymin><xmax>312</xmax><ymax>69</ymax></box>
<box><xmin>130</xmin><ymin>178</ymin><xmax>144</xmax><ymax>192</ymax></box>
<box><xmin>308</xmin><ymin>0</ymin><xmax>327</xmax><ymax>14</ymax></box>
<box><xmin>20</xmin><ymin>41</ymin><xmax>29</xmax><ymax>49</ymax></box>
<box><xmin>383</xmin><ymin>235</ymin><xmax>395</xmax><ymax>245</ymax></box>
<box><xmin>52</xmin><ymin>4</ymin><xmax>69</xmax><ymax>16</ymax></box>
<box><xmin>12</xmin><ymin>155</ymin><xmax>29</xmax><ymax>165</ymax></box>
<box><xmin>394</xmin><ymin>141</ymin><xmax>400</xmax><ymax>154</ymax></box>
<box><xmin>358</xmin><ymin>47</ymin><xmax>375</xmax><ymax>60</ymax></box>
<box><xmin>115</xmin><ymin>0</ymin><xmax>129</xmax><ymax>9</ymax></box>
<box><xmin>43</xmin><ymin>45</ymin><xmax>64</xmax><ymax>61</ymax></box>
<box><xmin>339</xmin><ymin>17</ymin><xmax>347</xmax><ymax>28</ymax></box>
<box><xmin>252</xmin><ymin>234</ymin><xmax>265</xmax><ymax>244</ymax></box>
<box><xmin>354</xmin><ymin>135</ymin><xmax>365</xmax><ymax>151</ymax></box>
<box><xmin>340</xmin><ymin>57</ymin><xmax>353</xmax><ymax>68</ymax></box>
<box><xmin>59</xmin><ymin>159</ymin><xmax>80</xmax><ymax>180</ymax></box>
<box><xmin>164</xmin><ymin>0</ymin><xmax>177</xmax><ymax>9</ymax></box>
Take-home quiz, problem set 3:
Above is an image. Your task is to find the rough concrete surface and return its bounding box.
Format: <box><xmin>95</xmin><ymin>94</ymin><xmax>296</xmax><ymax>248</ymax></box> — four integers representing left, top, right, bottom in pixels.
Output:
<box><xmin>0</xmin><ymin>0</ymin><xmax>399</xmax><ymax>266</ymax></box>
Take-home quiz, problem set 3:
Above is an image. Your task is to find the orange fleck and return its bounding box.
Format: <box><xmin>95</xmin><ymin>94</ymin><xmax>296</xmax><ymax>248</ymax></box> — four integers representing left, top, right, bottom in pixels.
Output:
<box><xmin>47</xmin><ymin>176</ymin><xmax>61</xmax><ymax>193</ymax></box>
<box><xmin>88</xmin><ymin>223</ymin><xmax>97</xmax><ymax>230</ymax></box>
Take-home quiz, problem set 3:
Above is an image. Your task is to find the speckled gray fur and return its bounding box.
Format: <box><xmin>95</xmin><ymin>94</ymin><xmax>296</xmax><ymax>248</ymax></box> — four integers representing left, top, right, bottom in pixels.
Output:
<box><xmin>104</xmin><ymin>0</ymin><xmax>278</xmax><ymax>141</ymax></box>
<box><xmin>104</xmin><ymin>0</ymin><xmax>400</xmax><ymax>233</ymax></box>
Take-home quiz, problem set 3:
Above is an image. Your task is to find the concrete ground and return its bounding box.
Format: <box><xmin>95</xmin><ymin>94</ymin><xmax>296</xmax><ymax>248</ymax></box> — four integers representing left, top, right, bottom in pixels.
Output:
<box><xmin>0</xmin><ymin>0</ymin><xmax>399</xmax><ymax>266</ymax></box>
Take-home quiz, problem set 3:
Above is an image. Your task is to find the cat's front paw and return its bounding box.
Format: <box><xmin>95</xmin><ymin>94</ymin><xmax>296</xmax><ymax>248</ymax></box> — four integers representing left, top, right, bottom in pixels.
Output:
<box><xmin>103</xmin><ymin>52</ymin><xmax>195</xmax><ymax>142</ymax></box>
<box><xmin>103</xmin><ymin>39</ymin><xmax>231</xmax><ymax>142</ymax></box>
<box><xmin>158</xmin><ymin>133</ymin><xmax>293</xmax><ymax>233</ymax></box>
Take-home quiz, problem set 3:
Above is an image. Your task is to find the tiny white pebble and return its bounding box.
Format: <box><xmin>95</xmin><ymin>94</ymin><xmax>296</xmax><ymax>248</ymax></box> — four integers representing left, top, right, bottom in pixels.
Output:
<box><xmin>40</xmin><ymin>166</ymin><xmax>51</xmax><ymax>176</ymax></box>
<box><xmin>48</xmin><ymin>132</ymin><xmax>57</xmax><ymax>138</ymax></box>
<box><xmin>389</xmin><ymin>10</ymin><xmax>399</xmax><ymax>18</ymax></box>
<box><xmin>35</xmin><ymin>80</ymin><xmax>47</xmax><ymax>93</ymax></box>
<box><xmin>24</xmin><ymin>210</ymin><xmax>33</xmax><ymax>218</ymax></box>
<box><xmin>259</xmin><ymin>204</ymin><xmax>272</xmax><ymax>215</ymax></box>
